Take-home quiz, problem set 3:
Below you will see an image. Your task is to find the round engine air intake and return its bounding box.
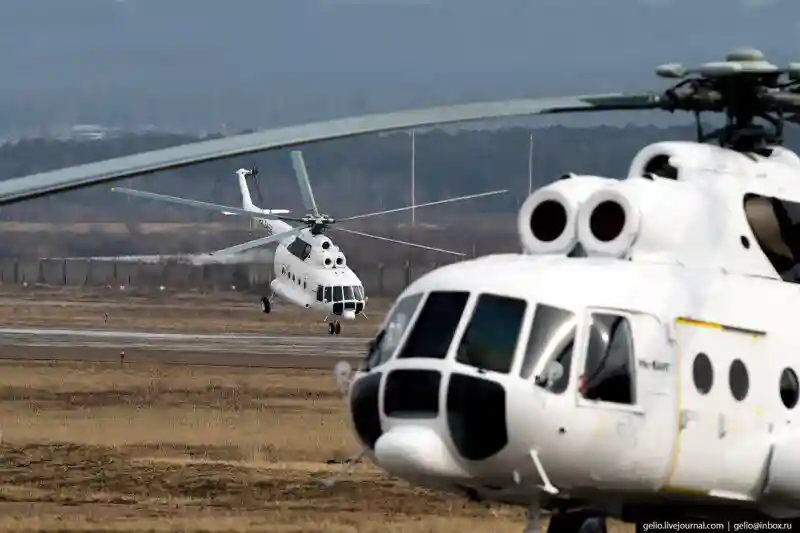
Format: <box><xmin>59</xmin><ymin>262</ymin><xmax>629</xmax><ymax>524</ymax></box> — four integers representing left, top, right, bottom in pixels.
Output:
<box><xmin>577</xmin><ymin>187</ymin><xmax>640</xmax><ymax>258</ymax></box>
<box><xmin>517</xmin><ymin>189</ymin><xmax>576</xmax><ymax>254</ymax></box>
<box><xmin>336</xmin><ymin>255</ymin><xmax>346</xmax><ymax>267</ymax></box>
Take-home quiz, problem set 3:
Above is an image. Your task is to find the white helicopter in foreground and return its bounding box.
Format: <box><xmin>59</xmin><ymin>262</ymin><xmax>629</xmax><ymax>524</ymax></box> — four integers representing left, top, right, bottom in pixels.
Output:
<box><xmin>113</xmin><ymin>150</ymin><xmax>506</xmax><ymax>335</ymax></box>
<box><xmin>8</xmin><ymin>46</ymin><xmax>800</xmax><ymax>532</ymax></box>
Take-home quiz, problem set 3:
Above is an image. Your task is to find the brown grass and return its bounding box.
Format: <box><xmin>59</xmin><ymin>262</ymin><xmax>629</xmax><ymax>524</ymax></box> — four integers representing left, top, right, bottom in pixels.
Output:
<box><xmin>0</xmin><ymin>361</ymin><xmax>635</xmax><ymax>532</ymax></box>
<box><xmin>0</xmin><ymin>361</ymin><xmax>531</xmax><ymax>532</ymax></box>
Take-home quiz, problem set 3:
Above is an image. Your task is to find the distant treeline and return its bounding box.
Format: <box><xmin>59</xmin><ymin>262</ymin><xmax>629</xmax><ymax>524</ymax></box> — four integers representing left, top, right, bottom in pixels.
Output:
<box><xmin>5</xmin><ymin>123</ymin><xmax>800</xmax><ymax>222</ymax></box>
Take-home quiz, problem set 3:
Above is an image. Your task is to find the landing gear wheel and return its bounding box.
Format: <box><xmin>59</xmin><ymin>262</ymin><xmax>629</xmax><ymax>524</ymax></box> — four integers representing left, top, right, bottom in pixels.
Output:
<box><xmin>261</xmin><ymin>297</ymin><xmax>271</xmax><ymax>314</ymax></box>
<box><xmin>334</xmin><ymin>322</ymin><xmax>341</xmax><ymax>335</ymax></box>
<box><xmin>546</xmin><ymin>512</ymin><xmax>606</xmax><ymax>533</ymax></box>
<box><xmin>328</xmin><ymin>322</ymin><xmax>335</xmax><ymax>335</ymax></box>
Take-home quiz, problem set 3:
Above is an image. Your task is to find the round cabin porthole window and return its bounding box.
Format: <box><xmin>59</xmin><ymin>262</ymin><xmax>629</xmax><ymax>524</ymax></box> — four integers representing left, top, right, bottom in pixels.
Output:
<box><xmin>692</xmin><ymin>353</ymin><xmax>713</xmax><ymax>395</ymax></box>
<box><xmin>729</xmin><ymin>359</ymin><xmax>749</xmax><ymax>402</ymax></box>
<box><xmin>780</xmin><ymin>368</ymin><xmax>799</xmax><ymax>409</ymax></box>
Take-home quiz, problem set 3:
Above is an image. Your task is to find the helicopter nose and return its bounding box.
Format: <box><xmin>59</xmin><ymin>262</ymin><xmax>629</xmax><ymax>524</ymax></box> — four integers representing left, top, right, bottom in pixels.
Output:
<box><xmin>374</xmin><ymin>425</ymin><xmax>470</xmax><ymax>480</ymax></box>
<box><xmin>343</xmin><ymin>309</ymin><xmax>356</xmax><ymax>320</ymax></box>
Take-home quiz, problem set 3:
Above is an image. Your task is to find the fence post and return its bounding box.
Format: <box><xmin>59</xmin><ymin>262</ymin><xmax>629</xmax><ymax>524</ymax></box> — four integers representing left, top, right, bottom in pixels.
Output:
<box><xmin>13</xmin><ymin>257</ymin><xmax>18</xmax><ymax>284</ymax></box>
<box><xmin>377</xmin><ymin>263</ymin><xmax>385</xmax><ymax>297</ymax></box>
<box><xmin>404</xmin><ymin>260</ymin><xmax>411</xmax><ymax>289</ymax></box>
<box><xmin>62</xmin><ymin>259</ymin><xmax>67</xmax><ymax>286</ymax></box>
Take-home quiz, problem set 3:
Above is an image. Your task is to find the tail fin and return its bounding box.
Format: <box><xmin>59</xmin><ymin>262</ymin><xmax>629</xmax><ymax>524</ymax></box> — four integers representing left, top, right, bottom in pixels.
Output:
<box><xmin>236</xmin><ymin>169</ymin><xmax>258</xmax><ymax>211</ymax></box>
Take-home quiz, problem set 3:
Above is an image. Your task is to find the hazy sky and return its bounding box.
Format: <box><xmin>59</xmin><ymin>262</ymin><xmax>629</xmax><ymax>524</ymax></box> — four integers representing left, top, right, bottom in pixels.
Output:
<box><xmin>2</xmin><ymin>0</ymin><xmax>797</xmax><ymax>135</ymax></box>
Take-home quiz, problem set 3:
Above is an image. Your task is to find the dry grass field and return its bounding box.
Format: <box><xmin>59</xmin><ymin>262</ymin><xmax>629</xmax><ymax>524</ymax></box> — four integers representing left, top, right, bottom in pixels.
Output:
<box><xmin>0</xmin><ymin>361</ymin><xmax>539</xmax><ymax>532</ymax></box>
<box><xmin>0</xmin><ymin>287</ymin><xmax>634</xmax><ymax>532</ymax></box>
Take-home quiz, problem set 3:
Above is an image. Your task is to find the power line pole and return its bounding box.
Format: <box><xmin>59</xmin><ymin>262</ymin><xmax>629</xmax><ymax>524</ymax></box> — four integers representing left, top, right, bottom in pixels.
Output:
<box><xmin>527</xmin><ymin>133</ymin><xmax>534</xmax><ymax>197</ymax></box>
<box><xmin>411</xmin><ymin>128</ymin><xmax>416</xmax><ymax>227</ymax></box>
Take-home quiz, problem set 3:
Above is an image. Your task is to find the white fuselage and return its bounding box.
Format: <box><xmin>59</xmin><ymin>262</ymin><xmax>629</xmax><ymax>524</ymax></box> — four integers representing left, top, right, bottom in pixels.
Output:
<box><xmin>349</xmin><ymin>253</ymin><xmax>800</xmax><ymax>520</ymax></box>
<box><xmin>345</xmin><ymin>141</ymin><xmax>800</xmax><ymax>521</ymax></box>
<box><xmin>269</xmin><ymin>224</ymin><xmax>366</xmax><ymax>320</ymax></box>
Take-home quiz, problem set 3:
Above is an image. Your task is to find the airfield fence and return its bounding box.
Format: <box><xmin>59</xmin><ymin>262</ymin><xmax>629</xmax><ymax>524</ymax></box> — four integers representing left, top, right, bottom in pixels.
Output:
<box><xmin>0</xmin><ymin>258</ymin><xmax>453</xmax><ymax>298</ymax></box>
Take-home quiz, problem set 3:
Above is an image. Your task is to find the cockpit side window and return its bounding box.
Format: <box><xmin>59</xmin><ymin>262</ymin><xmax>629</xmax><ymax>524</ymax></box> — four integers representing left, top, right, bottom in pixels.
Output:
<box><xmin>354</xmin><ymin>286</ymin><xmax>364</xmax><ymax>300</ymax></box>
<box><xmin>642</xmin><ymin>154</ymin><xmax>678</xmax><ymax>180</ymax></box>
<box><xmin>455</xmin><ymin>294</ymin><xmax>527</xmax><ymax>374</ymax></box>
<box><xmin>324</xmin><ymin>286</ymin><xmax>332</xmax><ymax>303</ymax></box>
<box><xmin>364</xmin><ymin>293</ymin><xmax>424</xmax><ymax>369</ymax></box>
<box><xmin>316</xmin><ymin>285</ymin><xmax>323</xmax><ymax>302</ymax></box>
<box><xmin>287</xmin><ymin>237</ymin><xmax>312</xmax><ymax>260</ymax></box>
<box><xmin>744</xmin><ymin>193</ymin><xmax>800</xmax><ymax>283</ymax></box>
<box><xmin>397</xmin><ymin>291</ymin><xmax>469</xmax><ymax>360</ymax></box>
<box><xmin>581</xmin><ymin>313</ymin><xmax>636</xmax><ymax>405</ymax></box>
<box><xmin>520</xmin><ymin>304</ymin><xmax>577</xmax><ymax>379</ymax></box>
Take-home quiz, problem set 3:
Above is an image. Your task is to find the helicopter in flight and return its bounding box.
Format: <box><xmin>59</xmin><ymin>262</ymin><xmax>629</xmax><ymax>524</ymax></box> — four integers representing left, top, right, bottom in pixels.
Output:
<box><xmin>112</xmin><ymin>150</ymin><xmax>506</xmax><ymax>335</ymax></box>
<box><xmin>7</xmin><ymin>46</ymin><xmax>800</xmax><ymax>532</ymax></box>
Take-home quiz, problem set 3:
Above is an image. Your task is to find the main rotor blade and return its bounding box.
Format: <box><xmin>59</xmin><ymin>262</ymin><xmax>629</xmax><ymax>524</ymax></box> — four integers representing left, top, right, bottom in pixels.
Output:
<box><xmin>289</xmin><ymin>150</ymin><xmax>320</xmax><ymax>217</ymax></box>
<box><xmin>210</xmin><ymin>227</ymin><xmax>306</xmax><ymax>255</ymax></box>
<box><xmin>0</xmin><ymin>93</ymin><xmax>660</xmax><ymax>206</ymax></box>
<box><xmin>337</xmin><ymin>189</ymin><xmax>508</xmax><ymax>222</ymax></box>
<box><xmin>112</xmin><ymin>187</ymin><xmax>305</xmax><ymax>223</ymax></box>
<box><xmin>112</xmin><ymin>187</ymin><xmax>276</xmax><ymax>220</ymax></box>
<box><xmin>332</xmin><ymin>227</ymin><xmax>466</xmax><ymax>256</ymax></box>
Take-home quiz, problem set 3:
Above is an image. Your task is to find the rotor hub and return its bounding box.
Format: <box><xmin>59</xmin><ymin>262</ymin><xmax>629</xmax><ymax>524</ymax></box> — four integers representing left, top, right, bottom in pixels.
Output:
<box><xmin>301</xmin><ymin>214</ymin><xmax>335</xmax><ymax>234</ymax></box>
<box><xmin>652</xmin><ymin>47</ymin><xmax>800</xmax><ymax>151</ymax></box>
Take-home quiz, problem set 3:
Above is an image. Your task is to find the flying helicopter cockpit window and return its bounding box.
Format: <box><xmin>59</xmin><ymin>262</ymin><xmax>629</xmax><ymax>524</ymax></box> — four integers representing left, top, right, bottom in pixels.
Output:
<box><xmin>316</xmin><ymin>285</ymin><xmax>324</xmax><ymax>302</ymax></box>
<box><xmin>363</xmin><ymin>293</ymin><xmax>424</xmax><ymax>370</ymax></box>
<box><xmin>581</xmin><ymin>313</ymin><xmax>636</xmax><ymax>405</ymax></box>
<box><xmin>324</xmin><ymin>286</ymin><xmax>332</xmax><ymax>303</ymax></box>
<box><xmin>343</xmin><ymin>286</ymin><xmax>354</xmax><ymax>300</ymax></box>
<box><xmin>333</xmin><ymin>286</ymin><xmax>344</xmax><ymax>302</ymax></box>
<box><xmin>397</xmin><ymin>291</ymin><xmax>469</xmax><ymax>360</ymax></box>
<box><xmin>455</xmin><ymin>294</ymin><xmax>527</xmax><ymax>374</ymax></box>
<box><xmin>287</xmin><ymin>237</ymin><xmax>312</xmax><ymax>261</ymax></box>
<box><xmin>519</xmin><ymin>305</ymin><xmax>577</xmax><ymax>395</ymax></box>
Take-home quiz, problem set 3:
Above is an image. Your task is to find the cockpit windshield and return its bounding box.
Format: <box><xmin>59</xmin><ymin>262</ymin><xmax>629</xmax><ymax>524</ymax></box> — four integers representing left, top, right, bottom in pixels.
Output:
<box><xmin>343</xmin><ymin>286</ymin><xmax>354</xmax><ymax>300</ymax></box>
<box><xmin>333</xmin><ymin>286</ymin><xmax>343</xmax><ymax>302</ymax></box>
<box><xmin>396</xmin><ymin>291</ymin><xmax>469</xmax><ymax>360</ymax></box>
<box><xmin>363</xmin><ymin>293</ymin><xmax>424</xmax><ymax>369</ymax></box>
<box><xmin>455</xmin><ymin>294</ymin><xmax>527</xmax><ymax>374</ymax></box>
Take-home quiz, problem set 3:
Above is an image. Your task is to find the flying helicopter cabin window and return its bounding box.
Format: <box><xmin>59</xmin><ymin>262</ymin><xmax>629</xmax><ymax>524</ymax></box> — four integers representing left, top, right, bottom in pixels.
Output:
<box><xmin>396</xmin><ymin>291</ymin><xmax>470</xmax><ymax>360</ymax></box>
<box><xmin>743</xmin><ymin>193</ymin><xmax>800</xmax><ymax>283</ymax></box>
<box><xmin>580</xmin><ymin>313</ymin><xmax>636</xmax><ymax>405</ymax></box>
<box><xmin>287</xmin><ymin>237</ymin><xmax>312</xmax><ymax>261</ymax></box>
<box><xmin>363</xmin><ymin>293</ymin><xmax>425</xmax><ymax>369</ymax></box>
<box><xmin>519</xmin><ymin>305</ymin><xmax>577</xmax><ymax>395</ymax></box>
<box><xmin>324</xmin><ymin>286</ymin><xmax>332</xmax><ymax>303</ymax></box>
<box><xmin>454</xmin><ymin>294</ymin><xmax>527</xmax><ymax>374</ymax></box>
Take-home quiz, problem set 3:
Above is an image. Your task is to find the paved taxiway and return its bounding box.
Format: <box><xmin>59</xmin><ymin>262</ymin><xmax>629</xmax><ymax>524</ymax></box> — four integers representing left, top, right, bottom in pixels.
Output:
<box><xmin>0</xmin><ymin>327</ymin><xmax>369</xmax><ymax>368</ymax></box>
